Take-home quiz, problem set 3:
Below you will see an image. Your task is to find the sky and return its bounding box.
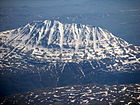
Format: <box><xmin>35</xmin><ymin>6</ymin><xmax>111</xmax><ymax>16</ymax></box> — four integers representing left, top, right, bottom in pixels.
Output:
<box><xmin>0</xmin><ymin>0</ymin><xmax>140</xmax><ymax>45</ymax></box>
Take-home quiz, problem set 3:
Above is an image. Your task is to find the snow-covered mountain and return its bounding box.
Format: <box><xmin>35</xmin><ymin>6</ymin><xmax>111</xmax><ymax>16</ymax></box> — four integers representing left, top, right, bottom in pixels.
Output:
<box><xmin>0</xmin><ymin>20</ymin><xmax>140</xmax><ymax>72</ymax></box>
<box><xmin>0</xmin><ymin>20</ymin><xmax>140</xmax><ymax>96</ymax></box>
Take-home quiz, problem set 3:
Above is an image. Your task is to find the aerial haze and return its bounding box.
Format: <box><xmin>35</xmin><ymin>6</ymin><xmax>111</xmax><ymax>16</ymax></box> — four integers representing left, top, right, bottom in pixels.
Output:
<box><xmin>0</xmin><ymin>0</ymin><xmax>140</xmax><ymax>45</ymax></box>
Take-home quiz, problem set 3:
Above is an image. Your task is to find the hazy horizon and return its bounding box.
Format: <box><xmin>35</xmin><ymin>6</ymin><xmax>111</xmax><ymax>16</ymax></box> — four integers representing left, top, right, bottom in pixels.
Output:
<box><xmin>0</xmin><ymin>0</ymin><xmax>140</xmax><ymax>45</ymax></box>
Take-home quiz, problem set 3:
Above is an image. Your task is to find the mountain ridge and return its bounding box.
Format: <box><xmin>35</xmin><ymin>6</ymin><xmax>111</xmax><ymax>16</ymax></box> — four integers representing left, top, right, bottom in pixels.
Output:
<box><xmin>0</xmin><ymin>20</ymin><xmax>140</xmax><ymax>74</ymax></box>
<box><xmin>0</xmin><ymin>20</ymin><xmax>139</xmax><ymax>64</ymax></box>
<box><xmin>0</xmin><ymin>20</ymin><xmax>140</xmax><ymax>97</ymax></box>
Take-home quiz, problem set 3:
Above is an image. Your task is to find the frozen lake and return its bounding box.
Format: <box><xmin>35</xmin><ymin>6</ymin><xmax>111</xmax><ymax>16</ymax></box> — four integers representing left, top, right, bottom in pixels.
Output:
<box><xmin>0</xmin><ymin>0</ymin><xmax>140</xmax><ymax>45</ymax></box>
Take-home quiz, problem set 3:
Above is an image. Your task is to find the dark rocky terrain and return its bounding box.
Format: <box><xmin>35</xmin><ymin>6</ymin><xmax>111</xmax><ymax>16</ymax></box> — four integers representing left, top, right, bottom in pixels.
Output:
<box><xmin>1</xmin><ymin>84</ymin><xmax>140</xmax><ymax>105</ymax></box>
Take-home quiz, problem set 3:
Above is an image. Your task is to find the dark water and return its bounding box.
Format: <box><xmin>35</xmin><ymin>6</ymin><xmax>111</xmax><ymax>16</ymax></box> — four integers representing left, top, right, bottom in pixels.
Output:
<box><xmin>0</xmin><ymin>0</ymin><xmax>140</xmax><ymax>45</ymax></box>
